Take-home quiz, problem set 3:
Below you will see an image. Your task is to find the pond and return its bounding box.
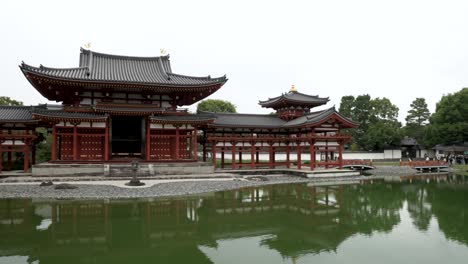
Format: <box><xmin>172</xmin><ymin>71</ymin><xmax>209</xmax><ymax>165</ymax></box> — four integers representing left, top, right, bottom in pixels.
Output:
<box><xmin>1</xmin><ymin>175</ymin><xmax>467</xmax><ymax>264</ymax></box>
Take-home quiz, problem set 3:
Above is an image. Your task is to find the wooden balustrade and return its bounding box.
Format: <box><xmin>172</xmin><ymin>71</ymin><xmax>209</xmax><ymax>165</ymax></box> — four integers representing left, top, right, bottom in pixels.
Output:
<box><xmin>399</xmin><ymin>160</ymin><xmax>447</xmax><ymax>167</ymax></box>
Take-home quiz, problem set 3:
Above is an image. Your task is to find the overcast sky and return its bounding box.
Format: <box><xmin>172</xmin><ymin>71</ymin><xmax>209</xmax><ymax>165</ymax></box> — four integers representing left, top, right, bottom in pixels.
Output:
<box><xmin>3</xmin><ymin>0</ymin><xmax>468</xmax><ymax>123</ymax></box>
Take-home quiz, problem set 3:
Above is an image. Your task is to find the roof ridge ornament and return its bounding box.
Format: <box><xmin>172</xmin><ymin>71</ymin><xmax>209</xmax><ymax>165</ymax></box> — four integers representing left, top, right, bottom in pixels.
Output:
<box><xmin>289</xmin><ymin>84</ymin><xmax>297</xmax><ymax>93</ymax></box>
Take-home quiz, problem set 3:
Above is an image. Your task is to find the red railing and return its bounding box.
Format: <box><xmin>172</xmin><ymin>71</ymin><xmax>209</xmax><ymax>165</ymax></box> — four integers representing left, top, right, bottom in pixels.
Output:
<box><xmin>399</xmin><ymin>160</ymin><xmax>447</xmax><ymax>167</ymax></box>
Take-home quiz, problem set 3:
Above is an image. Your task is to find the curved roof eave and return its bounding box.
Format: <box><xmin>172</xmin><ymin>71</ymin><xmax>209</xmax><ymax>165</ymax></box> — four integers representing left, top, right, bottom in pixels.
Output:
<box><xmin>21</xmin><ymin>67</ymin><xmax>228</xmax><ymax>89</ymax></box>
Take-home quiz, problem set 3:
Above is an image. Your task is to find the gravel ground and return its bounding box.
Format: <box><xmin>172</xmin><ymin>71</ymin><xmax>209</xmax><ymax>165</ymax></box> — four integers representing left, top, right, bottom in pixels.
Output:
<box><xmin>0</xmin><ymin>166</ymin><xmax>452</xmax><ymax>199</ymax></box>
<box><xmin>0</xmin><ymin>175</ymin><xmax>372</xmax><ymax>199</ymax></box>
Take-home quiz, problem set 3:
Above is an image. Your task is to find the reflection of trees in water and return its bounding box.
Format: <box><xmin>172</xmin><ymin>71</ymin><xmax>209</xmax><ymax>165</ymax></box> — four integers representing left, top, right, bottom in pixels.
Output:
<box><xmin>425</xmin><ymin>183</ymin><xmax>468</xmax><ymax>246</ymax></box>
<box><xmin>404</xmin><ymin>183</ymin><xmax>434</xmax><ymax>231</ymax></box>
<box><xmin>2</xmin><ymin>180</ymin><xmax>468</xmax><ymax>263</ymax></box>
<box><xmin>341</xmin><ymin>183</ymin><xmax>404</xmax><ymax>235</ymax></box>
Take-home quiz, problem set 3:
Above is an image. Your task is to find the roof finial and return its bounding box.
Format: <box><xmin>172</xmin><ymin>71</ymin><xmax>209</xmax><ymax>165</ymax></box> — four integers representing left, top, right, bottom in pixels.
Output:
<box><xmin>84</xmin><ymin>43</ymin><xmax>91</xmax><ymax>49</ymax></box>
<box><xmin>160</xmin><ymin>48</ymin><xmax>167</xmax><ymax>56</ymax></box>
<box><xmin>289</xmin><ymin>84</ymin><xmax>297</xmax><ymax>93</ymax></box>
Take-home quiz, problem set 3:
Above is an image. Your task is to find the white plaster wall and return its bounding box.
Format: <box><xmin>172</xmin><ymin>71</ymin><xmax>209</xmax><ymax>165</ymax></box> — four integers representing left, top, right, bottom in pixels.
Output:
<box><xmin>213</xmin><ymin>149</ymin><xmax>402</xmax><ymax>161</ymax></box>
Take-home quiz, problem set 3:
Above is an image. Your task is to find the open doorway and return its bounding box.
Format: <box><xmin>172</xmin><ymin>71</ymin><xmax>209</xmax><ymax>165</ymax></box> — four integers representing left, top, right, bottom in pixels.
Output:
<box><xmin>111</xmin><ymin>116</ymin><xmax>143</xmax><ymax>158</ymax></box>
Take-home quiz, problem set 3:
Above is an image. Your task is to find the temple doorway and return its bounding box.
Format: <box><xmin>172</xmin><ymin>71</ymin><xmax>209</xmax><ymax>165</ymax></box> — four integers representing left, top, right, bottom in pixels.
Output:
<box><xmin>111</xmin><ymin>116</ymin><xmax>144</xmax><ymax>158</ymax></box>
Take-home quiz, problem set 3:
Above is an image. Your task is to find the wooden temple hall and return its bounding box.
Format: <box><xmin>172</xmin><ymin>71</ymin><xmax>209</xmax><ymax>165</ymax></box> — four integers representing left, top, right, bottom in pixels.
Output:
<box><xmin>0</xmin><ymin>48</ymin><xmax>357</xmax><ymax>173</ymax></box>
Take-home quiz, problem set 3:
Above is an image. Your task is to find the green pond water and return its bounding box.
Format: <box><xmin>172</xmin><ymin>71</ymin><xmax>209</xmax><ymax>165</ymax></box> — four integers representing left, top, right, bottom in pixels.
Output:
<box><xmin>1</xmin><ymin>175</ymin><xmax>468</xmax><ymax>264</ymax></box>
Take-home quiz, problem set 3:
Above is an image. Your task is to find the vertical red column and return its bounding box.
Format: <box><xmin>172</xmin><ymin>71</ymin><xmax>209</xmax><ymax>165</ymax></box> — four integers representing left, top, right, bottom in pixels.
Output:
<box><xmin>51</xmin><ymin>124</ymin><xmax>57</xmax><ymax>161</ymax></box>
<box><xmin>250</xmin><ymin>141</ymin><xmax>255</xmax><ymax>169</ymax></box>
<box><xmin>212</xmin><ymin>140</ymin><xmax>217</xmax><ymax>168</ymax></box>
<box><xmin>145</xmin><ymin>119</ymin><xmax>151</xmax><ymax>161</ymax></box>
<box><xmin>23</xmin><ymin>140</ymin><xmax>29</xmax><ymax>172</ymax></box>
<box><xmin>231</xmin><ymin>142</ymin><xmax>236</xmax><ymax>169</ymax></box>
<box><xmin>221</xmin><ymin>147</ymin><xmax>225</xmax><ymax>168</ymax></box>
<box><xmin>175</xmin><ymin>126</ymin><xmax>180</xmax><ymax>160</ymax></box>
<box><xmin>73</xmin><ymin>124</ymin><xmax>78</xmax><ymax>161</ymax></box>
<box><xmin>339</xmin><ymin>141</ymin><xmax>343</xmax><ymax>169</ymax></box>
<box><xmin>0</xmin><ymin>145</ymin><xmax>3</xmax><ymax>173</ymax></box>
<box><xmin>297</xmin><ymin>142</ymin><xmax>302</xmax><ymax>170</ymax></box>
<box><xmin>268</xmin><ymin>143</ymin><xmax>273</xmax><ymax>169</ymax></box>
<box><xmin>309</xmin><ymin>142</ymin><xmax>315</xmax><ymax>171</ymax></box>
<box><xmin>239</xmin><ymin>145</ymin><xmax>242</xmax><ymax>166</ymax></box>
<box><xmin>325</xmin><ymin>140</ymin><xmax>329</xmax><ymax>168</ymax></box>
<box><xmin>104</xmin><ymin>119</ymin><xmax>109</xmax><ymax>161</ymax></box>
<box><xmin>193</xmin><ymin>128</ymin><xmax>198</xmax><ymax>161</ymax></box>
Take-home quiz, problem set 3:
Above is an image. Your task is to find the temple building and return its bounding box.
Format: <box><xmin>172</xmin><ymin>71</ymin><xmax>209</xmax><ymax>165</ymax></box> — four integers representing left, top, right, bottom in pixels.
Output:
<box><xmin>0</xmin><ymin>49</ymin><xmax>357</xmax><ymax>174</ymax></box>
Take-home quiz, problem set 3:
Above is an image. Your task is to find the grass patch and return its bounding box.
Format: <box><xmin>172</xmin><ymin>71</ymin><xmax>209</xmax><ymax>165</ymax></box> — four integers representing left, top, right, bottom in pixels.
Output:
<box><xmin>453</xmin><ymin>165</ymin><xmax>468</xmax><ymax>176</ymax></box>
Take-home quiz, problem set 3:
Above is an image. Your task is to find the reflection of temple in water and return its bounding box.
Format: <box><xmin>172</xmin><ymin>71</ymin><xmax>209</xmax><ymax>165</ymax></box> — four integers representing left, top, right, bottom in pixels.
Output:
<box><xmin>0</xmin><ymin>178</ymin><xmax>467</xmax><ymax>263</ymax></box>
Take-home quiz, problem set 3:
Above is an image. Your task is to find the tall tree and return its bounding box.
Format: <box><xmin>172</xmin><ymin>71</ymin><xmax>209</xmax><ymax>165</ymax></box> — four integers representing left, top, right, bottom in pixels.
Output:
<box><xmin>0</xmin><ymin>96</ymin><xmax>23</xmax><ymax>106</ymax></box>
<box><xmin>339</xmin><ymin>95</ymin><xmax>401</xmax><ymax>151</ymax></box>
<box><xmin>405</xmin><ymin>98</ymin><xmax>430</xmax><ymax>126</ymax></box>
<box><xmin>197</xmin><ymin>99</ymin><xmax>236</xmax><ymax>113</ymax></box>
<box><xmin>425</xmin><ymin>88</ymin><xmax>468</xmax><ymax>146</ymax></box>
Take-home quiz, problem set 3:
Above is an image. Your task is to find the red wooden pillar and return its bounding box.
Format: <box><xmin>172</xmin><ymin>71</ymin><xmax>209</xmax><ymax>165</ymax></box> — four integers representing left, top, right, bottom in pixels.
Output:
<box><xmin>23</xmin><ymin>140</ymin><xmax>29</xmax><ymax>172</ymax></box>
<box><xmin>0</xmin><ymin>145</ymin><xmax>3</xmax><ymax>173</ymax></box>
<box><xmin>51</xmin><ymin>125</ymin><xmax>57</xmax><ymax>161</ymax></box>
<box><xmin>7</xmin><ymin>147</ymin><xmax>12</xmax><ymax>170</ymax></box>
<box><xmin>104</xmin><ymin>119</ymin><xmax>109</xmax><ymax>161</ymax></box>
<box><xmin>272</xmin><ymin>146</ymin><xmax>276</xmax><ymax>168</ymax></box>
<box><xmin>297</xmin><ymin>142</ymin><xmax>302</xmax><ymax>170</ymax></box>
<box><xmin>73</xmin><ymin>124</ymin><xmax>78</xmax><ymax>161</ymax></box>
<box><xmin>338</xmin><ymin>140</ymin><xmax>343</xmax><ymax>169</ymax></box>
<box><xmin>192</xmin><ymin>128</ymin><xmax>198</xmax><ymax>161</ymax></box>
<box><xmin>231</xmin><ymin>142</ymin><xmax>236</xmax><ymax>169</ymax></box>
<box><xmin>325</xmin><ymin>140</ymin><xmax>329</xmax><ymax>168</ymax></box>
<box><xmin>309</xmin><ymin>140</ymin><xmax>315</xmax><ymax>171</ymax></box>
<box><xmin>202</xmin><ymin>137</ymin><xmax>207</xmax><ymax>162</ymax></box>
<box><xmin>212</xmin><ymin>141</ymin><xmax>217</xmax><ymax>168</ymax></box>
<box><xmin>268</xmin><ymin>143</ymin><xmax>273</xmax><ymax>169</ymax></box>
<box><xmin>175</xmin><ymin>126</ymin><xmax>180</xmax><ymax>160</ymax></box>
<box><xmin>250</xmin><ymin>141</ymin><xmax>255</xmax><ymax>169</ymax></box>
<box><xmin>145</xmin><ymin>119</ymin><xmax>151</xmax><ymax>161</ymax></box>
<box><xmin>286</xmin><ymin>144</ymin><xmax>290</xmax><ymax>168</ymax></box>
<box><xmin>239</xmin><ymin>146</ymin><xmax>242</xmax><ymax>166</ymax></box>
<box><xmin>221</xmin><ymin>147</ymin><xmax>225</xmax><ymax>168</ymax></box>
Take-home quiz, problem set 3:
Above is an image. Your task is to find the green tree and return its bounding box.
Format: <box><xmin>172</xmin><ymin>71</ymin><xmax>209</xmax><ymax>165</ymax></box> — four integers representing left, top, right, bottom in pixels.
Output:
<box><xmin>405</xmin><ymin>98</ymin><xmax>430</xmax><ymax>126</ymax></box>
<box><xmin>402</xmin><ymin>98</ymin><xmax>430</xmax><ymax>147</ymax></box>
<box><xmin>0</xmin><ymin>96</ymin><xmax>23</xmax><ymax>106</ymax></box>
<box><xmin>339</xmin><ymin>95</ymin><xmax>401</xmax><ymax>151</ymax></box>
<box><xmin>197</xmin><ymin>99</ymin><xmax>236</xmax><ymax>113</ymax></box>
<box><xmin>424</xmin><ymin>88</ymin><xmax>468</xmax><ymax>146</ymax></box>
<box><xmin>35</xmin><ymin>127</ymin><xmax>51</xmax><ymax>163</ymax></box>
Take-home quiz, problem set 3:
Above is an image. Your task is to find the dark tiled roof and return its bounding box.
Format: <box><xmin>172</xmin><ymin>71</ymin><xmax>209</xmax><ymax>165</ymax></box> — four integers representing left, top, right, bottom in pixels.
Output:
<box><xmin>151</xmin><ymin>114</ymin><xmax>216</xmax><ymax>122</ymax></box>
<box><xmin>20</xmin><ymin>48</ymin><xmax>227</xmax><ymax>87</ymax></box>
<box><xmin>283</xmin><ymin>107</ymin><xmax>358</xmax><ymax>128</ymax></box>
<box><xmin>210</xmin><ymin>112</ymin><xmax>287</xmax><ymax>128</ymax></box>
<box><xmin>32</xmin><ymin>109</ymin><xmax>107</xmax><ymax>120</ymax></box>
<box><xmin>401</xmin><ymin>137</ymin><xmax>419</xmax><ymax>146</ymax></box>
<box><xmin>208</xmin><ymin>107</ymin><xmax>358</xmax><ymax>129</ymax></box>
<box><xmin>0</xmin><ymin>106</ymin><xmax>36</xmax><ymax>122</ymax></box>
<box><xmin>259</xmin><ymin>91</ymin><xmax>329</xmax><ymax>108</ymax></box>
<box><xmin>433</xmin><ymin>143</ymin><xmax>468</xmax><ymax>151</ymax></box>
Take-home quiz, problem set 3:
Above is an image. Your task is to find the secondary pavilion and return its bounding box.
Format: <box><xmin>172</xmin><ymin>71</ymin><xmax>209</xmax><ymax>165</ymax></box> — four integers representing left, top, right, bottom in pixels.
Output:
<box><xmin>205</xmin><ymin>85</ymin><xmax>358</xmax><ymax>170</ymax></box>
<box><xmin>0</xmin><ymin>48</ymin><xmax>357</xmax><ymax>173</ymax></box>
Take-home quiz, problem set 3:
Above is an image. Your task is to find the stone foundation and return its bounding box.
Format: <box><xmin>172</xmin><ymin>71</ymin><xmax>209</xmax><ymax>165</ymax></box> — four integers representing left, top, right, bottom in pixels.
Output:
<box><xmin>32</xmin><ymin>162</ymin><xmax>214</xmax><ymax>177</ymax></box>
